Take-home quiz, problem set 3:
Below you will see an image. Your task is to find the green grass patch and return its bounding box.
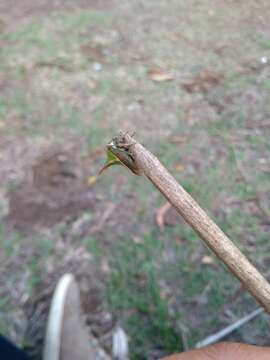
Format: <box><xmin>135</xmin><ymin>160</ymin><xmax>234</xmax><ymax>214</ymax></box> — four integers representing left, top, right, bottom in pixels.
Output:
<box><xmin>0</xmin><ymin>9</ymin><xmax>113</xmax><ymax>70</ymax></box>
<box><xmin>84</xmin><ymin>236</ymin><xmax>101</xmax><ymax>256</ymax></box>
<box><xmin>106</xmin><ymin>233</ymin><xmax>182</xmax><ymax>359</ymax></box>
<box><xmin>0</xmin><ymin>89</ymin><xmax>32</xmax><ymax>119</ymax></box>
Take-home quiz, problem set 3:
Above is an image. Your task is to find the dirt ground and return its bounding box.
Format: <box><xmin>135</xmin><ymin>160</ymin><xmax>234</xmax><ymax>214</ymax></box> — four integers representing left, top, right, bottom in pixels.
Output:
<box><xmin>0</xmin><ymin>0</ymin><xmax>270</xmax><ymax>359</ymax></box>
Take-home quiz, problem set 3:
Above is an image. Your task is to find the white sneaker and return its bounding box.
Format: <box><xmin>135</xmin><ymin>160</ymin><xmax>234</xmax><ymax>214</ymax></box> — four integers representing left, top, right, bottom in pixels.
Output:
<box><xmin>43</xmin><ymin>273</ymin><xmax>109</xmax><ymax>360</ymax></box>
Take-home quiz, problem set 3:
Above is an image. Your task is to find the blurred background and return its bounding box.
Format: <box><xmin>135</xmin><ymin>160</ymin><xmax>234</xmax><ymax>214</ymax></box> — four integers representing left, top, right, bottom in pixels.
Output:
<box><xmin>0</xmin><ymin>0</ymin><xmax>270</xmax><ymax>359</ymax></box>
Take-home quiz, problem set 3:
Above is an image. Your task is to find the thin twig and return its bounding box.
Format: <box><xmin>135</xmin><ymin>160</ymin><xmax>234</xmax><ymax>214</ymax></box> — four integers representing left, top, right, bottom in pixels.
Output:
<box><xmin>108</xmin><ymin>133</ymin><xmax>270</xmax><ymax>313</ymax></box>
<box><xmin>195</xmin><ymin>307</ymin><xmax>264</xmax><ymax>348</ymax></box>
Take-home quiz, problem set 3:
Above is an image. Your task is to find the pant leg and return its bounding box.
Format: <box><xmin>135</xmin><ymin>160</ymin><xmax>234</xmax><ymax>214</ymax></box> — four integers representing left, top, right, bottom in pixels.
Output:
<box><xmin>0</xmin><ymin>335</ymin><xmax>29</xmax><ymax>360</ymax></box>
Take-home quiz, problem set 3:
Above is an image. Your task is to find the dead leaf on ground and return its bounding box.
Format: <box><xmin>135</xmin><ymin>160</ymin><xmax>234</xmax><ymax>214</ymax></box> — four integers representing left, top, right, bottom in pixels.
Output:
<box><xmin>87</xmin><ymin>79</ymin><xmax>97</xmax><ymax>90</ymax></box>
<box><xmin>182</xmin><ymin>70</ymin><xmax>223</xmax><ymax>93</ymax></box>
<box><xmin>155</xmin><ymin>202</ymin><xmax>183</xmax><ymax>230</ymax></box>
<box><xmin>155</xmin><ymin>202</ymin><xmax>171</xmax><ymax>230</ymax></box>
<box><xmin>175</xmin><ymin>163</ymin><xmax>184</xmax><ymax>172</ymax></box>
<box><xmin>80</xmin><ymin>43</ymin><xmax>105</xmax><ymax>63</ymax></box>
<box><xmin>87</xmin><ymin>176</ymin><xmax>97</xmax><ymax>186</ymax></box>
<box><xmin>148</xmin><ymin>67</ymin><xmax>174</xmax><ymax>82</ymax></box>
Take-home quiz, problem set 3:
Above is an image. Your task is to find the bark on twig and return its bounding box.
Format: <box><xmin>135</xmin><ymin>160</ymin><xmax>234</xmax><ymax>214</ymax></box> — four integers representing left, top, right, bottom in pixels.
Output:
<box><xmin>110</xmin><ymin>133</ymin><xmax>270</xmax><ymax>314</ymax></box>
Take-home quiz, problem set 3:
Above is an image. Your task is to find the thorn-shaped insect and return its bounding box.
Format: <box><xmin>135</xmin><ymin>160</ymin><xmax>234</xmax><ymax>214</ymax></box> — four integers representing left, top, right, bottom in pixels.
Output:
<box><xmin>99</xmin><ymin>132</ymin><xmax>142</xmax><ymax>175</ymax></box>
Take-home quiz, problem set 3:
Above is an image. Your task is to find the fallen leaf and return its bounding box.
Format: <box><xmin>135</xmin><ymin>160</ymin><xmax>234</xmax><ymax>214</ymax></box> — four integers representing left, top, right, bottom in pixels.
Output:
<box><xmin>87</xmin><ymin>79</ymin><xmax>97</xmax><ymax>90</ymax></box>
<box><xmin>80</xmin><ymin>43</ymin><xmax>105</xmax><ymax>63</ymax></box>
<box><xmin>175</xmin><ymin>163</ymin><xmax>184</xmax><ymax>172</ymax></box>
<box><xmin>182</xmin><ymin>70</ymin><xmax>223</xmax><ymax>93</ymax></box>
<box><xmin>155</xmin><ymin>202</ymin><xmax>172</xmax><ymax>230</ymax></box>
<box><xmin>155</xmin><ymin>202</ymin><xmax>184</xmax><ymax>230</ymax></box>
<box><xmin>148</xmin><ymin>67</ymin><xmax>174</xmax><ymax>82</ymax></box>
<box><xmin>87</xmin><ymin>175</ymin><xmax>97</xmax><ymax>186</ymax></box>
<box><xmin>201</xmin><ymin>255</ymin><xmax>215</xmax><ymax>265</ymax></box>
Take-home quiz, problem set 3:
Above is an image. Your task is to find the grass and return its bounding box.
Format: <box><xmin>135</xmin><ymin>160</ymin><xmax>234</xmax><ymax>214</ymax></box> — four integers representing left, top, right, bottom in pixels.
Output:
<box><xmin>105</xmin><ymin>233</ymin><xmax>183</xmax><ymax>359</ymax></box>
<box><xmin>1</xmin><ymin>0</ymin><xmax>270</xmax><ymax>357</ymax></box>
<box><xmin>0</xmin><ymin>9</ymin><xmax>114</xmax><ymax>77</ymax></box>
<box><xmin>84</xmin><ymin>236</ymin><xmax>101</xmax><ymax>256</ymax></box>
<box><xmin>103</xmin><ymin>220</ymin><xmax>258</xmax><ymax>357</ymax></box>
<box><xmin>0</xmin><ymin>89</ymin><xmax>31</xmax><ymax>118</ymax></box>
<box><xmin>0</xmin><ymin>9</ymin><xmax>113</xmax><ymax>46</ymax></box>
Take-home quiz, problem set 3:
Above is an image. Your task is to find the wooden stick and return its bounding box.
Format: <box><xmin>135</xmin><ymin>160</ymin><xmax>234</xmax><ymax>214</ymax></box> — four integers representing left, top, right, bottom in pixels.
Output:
<box><xmin>195</xmin><ymin>307</ymin><xmax>264</xmax><ymax>348</ymax></box>
<box><xmin>112</xmin><ymin>133</ymin><xmax>270</xmax><ymax>313</ymax></box>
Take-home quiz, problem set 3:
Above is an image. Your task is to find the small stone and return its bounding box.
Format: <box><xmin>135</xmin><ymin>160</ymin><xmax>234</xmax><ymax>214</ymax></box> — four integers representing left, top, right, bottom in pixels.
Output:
<box><xmin>93</xmin><ymin>62</ymin><xmax>102</xmax><ymax>71</ymax></box>
<box><xmin>261</xmin><ymin>56</ymin><xmax>268</xmax><ymax>64</ymax></box>
<box><xmin>201</xmin><ymin>255</ymin><xmax>215</xmax><ymax>265</ymax></box>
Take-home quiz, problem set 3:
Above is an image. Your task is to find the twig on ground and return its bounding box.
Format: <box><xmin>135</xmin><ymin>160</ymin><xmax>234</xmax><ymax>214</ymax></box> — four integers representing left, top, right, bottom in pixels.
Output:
<box><xmin>195</xmin><ymin>307</ymin><xmax>264</xmax><ymax>348</ymax></box>
<box><xmin>90</xmin><ymin>203</ymin><xmax>115</xmax><ymax>234</ymax></box>
<box><xmin>105</xmin><ymin>132</ymin><xmax>270</xmax><ymax>314</ymax></box>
